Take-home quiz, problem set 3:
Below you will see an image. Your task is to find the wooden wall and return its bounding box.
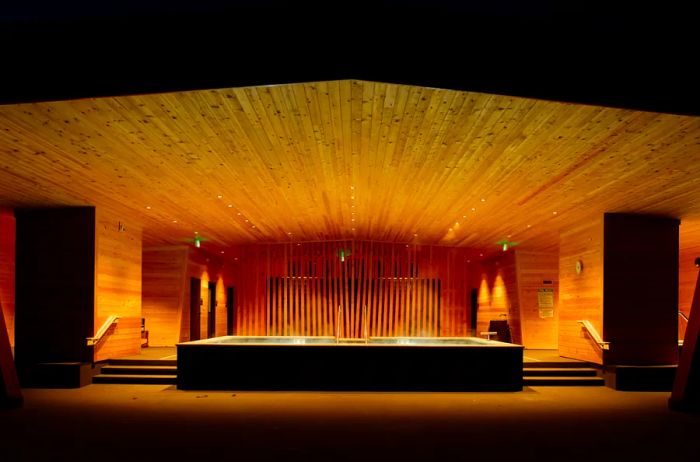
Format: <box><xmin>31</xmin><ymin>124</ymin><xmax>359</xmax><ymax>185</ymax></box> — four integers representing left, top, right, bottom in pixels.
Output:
<box><xmin>229</xmin><ymin>241</ymin><xmax>475</xmax><ymax>338</ymax></box>
<box><xmin>477</xmin><ymin>251</ymin><xmax>519</xmax><ymax>343</ymax></box>
<box><xmin>516</xmin><ymin>251</ymin><xmax>559</xmax><ymax>349</ymax></box>
<box><xmin>142</xmin><ymin>247</ymin><xmax>188</xmax><ymax>346</ymax></box>
<box><xmin>184</xmin><ymin>249</ymin><xmax>229</xmax><ymax>342</ymax></box>
<box><xmin>679</xmin><ymin>219</ymin><xmax>700</xmax><ymax>340</ymax></box>
<box><xmin>602</xmin><ymin>213</ymin><xmax>679</xmax><ymax>365</ymax></box>
<box><xmin>0</xmin><ymin>209</ymin><xmax>14</xmax><ymax>347</ymax></box>
<box><xmin>93</xmin><ymin>209</ymin><xmax>143</xmax><ymax>361</ymax></box>
<box><xmin>559</xmin><ymin>216</ymin><xmax>604</xmax><ymax>364</ymax></box>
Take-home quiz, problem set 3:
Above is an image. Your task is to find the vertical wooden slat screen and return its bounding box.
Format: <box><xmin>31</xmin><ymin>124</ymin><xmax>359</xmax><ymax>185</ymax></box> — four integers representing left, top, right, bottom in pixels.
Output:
<box><xmin>233</xmin><ymin>240</ymin><xmax>473</xmax><ymax>338</ymax></box>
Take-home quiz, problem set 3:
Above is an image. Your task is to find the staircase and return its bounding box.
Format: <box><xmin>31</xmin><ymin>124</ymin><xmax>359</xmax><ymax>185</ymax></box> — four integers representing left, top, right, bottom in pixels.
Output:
<box><xmin>524</xmin><ymin>361</ymin><xmax>604</xmax><ymax>386</ymax></box>
<box><xmin>92</xmin><ymin>359</ymin><xmax>177</xmax><ymax>385</ymax></box>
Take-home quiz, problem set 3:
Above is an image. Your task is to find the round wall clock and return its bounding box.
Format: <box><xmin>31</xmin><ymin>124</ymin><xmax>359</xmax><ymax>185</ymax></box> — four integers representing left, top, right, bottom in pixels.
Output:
<box><xmin>575</xmin><ymin>259</ymin><xmax>583</xmax><ymax>275</ymax></box>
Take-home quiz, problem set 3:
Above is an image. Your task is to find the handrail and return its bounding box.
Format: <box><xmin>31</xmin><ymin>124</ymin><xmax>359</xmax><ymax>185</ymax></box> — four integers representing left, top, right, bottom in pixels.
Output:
<box><xmin>679</xmin><ymin>311</ymin><xmax>689</xmax><ymax>323</ymax></box>
<box><xmin>87</xmin><ymin>315</ymin><xmax>119</xmax><ymax>346</ymax></box>
<box><xmin>577</xmin><ymin>320</ymin><xmax>610</xmax><ymax>350</ymax></box>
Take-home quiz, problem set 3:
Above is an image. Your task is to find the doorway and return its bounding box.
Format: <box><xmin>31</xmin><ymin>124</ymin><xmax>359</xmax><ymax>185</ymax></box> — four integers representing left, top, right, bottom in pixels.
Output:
<box><xmin>189</xmin><ymin>277</ymin><xmax>201</xmax><ymax>341</ymax></box>
<box><xmin>226</xmin><ymin>286</ymin><xmax>235</xmax><ymax>335</ymax></box>
<box><xmin>207</xmin><ymin>282</ymin><xmax>216</xmax><ymax>338</ymax></box>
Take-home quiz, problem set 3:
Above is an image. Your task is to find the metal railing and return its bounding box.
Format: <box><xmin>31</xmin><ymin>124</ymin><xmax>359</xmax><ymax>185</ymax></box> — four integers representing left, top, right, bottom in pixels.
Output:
<box><xmin>86</xmin><ymin>315</ymin><xmax>119</xmax><ymax>346</ymax></box>
<box><xmin>577</xmin><ymin>319</ymin><xmax>610</xmax><ymax>350</ymax></box>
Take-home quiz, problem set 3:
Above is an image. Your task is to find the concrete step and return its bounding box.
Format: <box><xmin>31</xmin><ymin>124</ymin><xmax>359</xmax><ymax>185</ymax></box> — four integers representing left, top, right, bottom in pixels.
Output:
<box><xmin>92</xmin><ymin>374</ymin><xmax>177</xmax><ymax>385</ymax></box>
<box><xmin>100</xmin><ymin>365</ymin><xmax>177</xmax><ymax>375</ymax></box>
<box><xmin>106</xmin><ymin>359</ymin><xmax>176</xmax><ymax>367</ymax></box>
<box><xmin>524</xmin><ymin>361</ymin><xmax>593</xmax><ymax>369</ymax></box>
<box><xmin>523</xmin><ymin>367</ymin><xmax>598</xmax><ymax>377</ymax></box>
<box><xmin>524</xmin><ymin>376</ymin><xmax>605</xmax><ymax>386</ymax></box>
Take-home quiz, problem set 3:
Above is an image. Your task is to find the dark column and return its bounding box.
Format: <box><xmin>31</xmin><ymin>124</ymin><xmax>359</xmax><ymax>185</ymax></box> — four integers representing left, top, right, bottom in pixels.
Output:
<box><xmin>603</xmin><ymin>213</ymin><xmax>679</xmax><ymax>365</ymax></box>
<box><xmin>14</xmin><ymin>207</ymin><xmax>95</xmax><ymax>387</ymax></box>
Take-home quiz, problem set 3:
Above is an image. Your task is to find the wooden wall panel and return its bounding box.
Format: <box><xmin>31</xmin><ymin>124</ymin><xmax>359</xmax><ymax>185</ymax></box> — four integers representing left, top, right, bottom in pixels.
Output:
<box><xmin>229</xmin><ymin>241</ymin><xmax>475</xmax><ymax>338</ymax></box>
<box><xmin>0</xmin><ymin>210</ymin><xmax>15</xmax><ymax>348</ymax></box>
<box><xmin>679</xmin><ymin>219</ymin><xmax>700</xmax><ymax>340</ymax></box>
<box><xmin>477</xmin><ymin>252</ymin><xmax>520</xmax><ymax>343</ymax></box>
<box><xmin>559</xmin><ymin>217</ymin><xmax>604</xmax><ymax>364</ymax></box>
<box><xmin>602</xmin><ymin>213</ymin><xmax>679</xmax><ymax>365</ymax></box>
<box><xmin>142</xmin><ymin>247</ymin><xmax>188</xmax><ymax>346</ymax></box>
<box><xmin>516</xmin><ymin>251</ymin><xmax>559</xmax><ymax>349</ymax></box>
<box><xmin>94</xmin><ymin>208</ymin><xmax>143</xmax><ymax>361</ymax></box>
<box><xmin>182</xmin><ymin>248</ymin><xmax>231</xmax><ymax>342</ymax></box>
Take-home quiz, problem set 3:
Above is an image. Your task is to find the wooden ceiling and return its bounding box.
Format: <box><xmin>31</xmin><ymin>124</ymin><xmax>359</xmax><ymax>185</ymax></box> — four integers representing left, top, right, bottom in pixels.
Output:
<box><xmin>0</xmin><ymin>80</ymin><xmax>699</xmax><ymax>255</ymax></box>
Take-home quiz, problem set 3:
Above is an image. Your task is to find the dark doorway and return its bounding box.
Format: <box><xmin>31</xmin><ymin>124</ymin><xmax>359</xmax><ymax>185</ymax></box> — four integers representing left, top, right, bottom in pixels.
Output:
<box><xmin>226</xmin><ymin>286</ymin><xmax>235</xmax><ymax>335</ymax></box>
<box><xmin>189</xmin><ymin>278</ymin><xmax>201</xmax><ymax>341</ymax></box>
<box><xmin>208</xmin><ymin>282</ymin><xmax>216</xmax><ymax>338</ymax></box>
<box><xmin>470</xmin><ymin>288</ymin><xmax>478</xmax><ymax>337</ymax></box>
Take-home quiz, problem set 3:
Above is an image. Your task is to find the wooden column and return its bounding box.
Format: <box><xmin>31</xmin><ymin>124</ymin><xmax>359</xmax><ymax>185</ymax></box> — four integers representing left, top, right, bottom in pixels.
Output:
<box><xmin>14</xmin><ymin>207</ymin><xmax>95</xmax><ymax>386</ymax></box>
<box><xmin>602</xmin><ymin>213</ymin><xmax>679</xmax><ymax>365</ymax></box>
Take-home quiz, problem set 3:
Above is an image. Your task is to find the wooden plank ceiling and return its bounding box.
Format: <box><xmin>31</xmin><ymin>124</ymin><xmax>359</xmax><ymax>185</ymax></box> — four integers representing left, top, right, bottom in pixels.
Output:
<box><xmin>0</xmin><ymin>80</ymin><xmax>699</xmax><ymax>256</ymax></box>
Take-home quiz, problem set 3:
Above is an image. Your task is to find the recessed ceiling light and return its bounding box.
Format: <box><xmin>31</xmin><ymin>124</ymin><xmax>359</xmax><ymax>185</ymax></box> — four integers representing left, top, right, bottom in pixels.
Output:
<box><xmin>234</xmin><ymin>257</ymin><xmax>238</xmax><ymax>261</ymax></box>
<box><xmin>527</xmin><ymin>224</ymin><xmax>532</xmax><ymax>228</ymax></box>
<box><xmin>251</xmin><ymin>225</ymin><xmax>256</xmax><ymax>228</ymax></box>
<box><xmin>194</xmin><ymin>231</ymin><xmax>199</xmax><ymax>234</ymax></box>
<box><xmin>351</xmin><ymin>218</ymin><xmax>355</xmax><ymax>222</ymax></box>
<box><xmin>350</xmin><ymin>186</ymin><xmax>355</xmax><ymax>190</ymax></box>
<box><xmin>448</xmin><ymin>228</ymin><xmax>453</xmax><ymax>231</ymax></box>
<box><xmin>414</xmin><ymin>233</ymin><xmax>418</xmax><ymax>237</ymax></box>
<box><xmin>480</xmin><ymin>198</ymin><xmax>486</xmax><ymax>202</ymax></box>
<box><xmin>463</xmin><ymin>215</ymin><xmax>467</xmax><ymax>219</ymax></box>
<box><xmin>467</xmin><ymin>259</ymin><xmax>471</xmax><ymax>263</ymax></box>
<box><xmin>287</xmin><ymin>232</ymin><xmax>292</xmax><ymax>235</ymax></box>
<box><xmin>237</xmin><ymin>212</ymin><xmax>241</xmax><ymax>216</ymax></box>
<box><xmin>220</xmin><ymin>251</ymin><xmax>225</xmax><ymax>254</ymax></box>
<box><xmin>479</xmin><ymin>253</ymin><xmax>483</xmax><ymax>257</ymax></box>
<box><xmin>217</xmin><ymin>195</ymin><xmax>223</xmax><ymax>199</ymax></box>
<box><xmin>553</xmin><ymin>211</ymin><xmax>558</xmax><ymax>215</ymax></box>
<box><xmin>406</xmin><ymin>244</ymin><xmax>409</xmax><ymax>248</ymax></box>
<box><xmin>507</xmin><ymin>234</ymin><xmax>511</xmax><ymax>238</ymax></box>
<box><xmin>172</xmin><ymin>220</ymin><xmax>177</xmax><ymax>223</ymax></box>
<box><xmin>351</xmin><ymin>196</ymin><xmax>355</xmax><ymax>200</ymax></box>
<box><xmin>471</xmin><ymin>208</ymin><xmax>476</xmax><ymax>212</ymax></box>
<box><xmin>227</xmin><ymin>204</ymin><xmax>233</xmax><ymax>208</ymax></box>
<box><xmin>351</xmin><ymin>228</ymin><xmax>355</xmax><ymax>231</ymax></box>
<box><xmin>455</xmin><ymin>222</ymin><xmax>459</xmax><ymax>226</ymax></box>
<box><xmin>145</xmin><ymin>206</ymin><xmax>151</xmax><ymax>210</ymax></box>
<box><xmin>245</xmin><ymin>219</ymin><xmax>249</xmax><ymax>222</ymax></box>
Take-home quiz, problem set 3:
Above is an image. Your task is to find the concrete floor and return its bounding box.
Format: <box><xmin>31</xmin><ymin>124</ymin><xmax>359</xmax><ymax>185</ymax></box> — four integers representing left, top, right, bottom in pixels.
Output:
<box><xmin>2</xmin><ymin>385</ymin><xmax>699</xmax><ymax>462</ymax></box>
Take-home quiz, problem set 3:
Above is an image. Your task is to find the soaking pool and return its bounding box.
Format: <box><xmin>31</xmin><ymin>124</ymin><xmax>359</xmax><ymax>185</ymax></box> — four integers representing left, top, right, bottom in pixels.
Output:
<box><xmin>176</xmin><ymin>336</ymin><xmax>523</xmax><ymax>391</ymax></box>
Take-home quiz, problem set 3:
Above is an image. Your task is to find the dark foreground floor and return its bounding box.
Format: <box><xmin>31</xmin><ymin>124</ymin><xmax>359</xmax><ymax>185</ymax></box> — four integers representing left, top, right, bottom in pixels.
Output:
<box><xmin>2</xmin><ymin>385</ymin><xmax>699</xmax><ymax>462</ymax></box>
